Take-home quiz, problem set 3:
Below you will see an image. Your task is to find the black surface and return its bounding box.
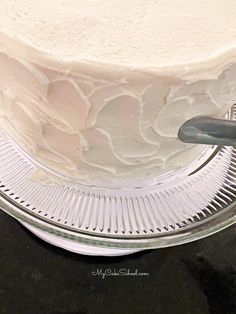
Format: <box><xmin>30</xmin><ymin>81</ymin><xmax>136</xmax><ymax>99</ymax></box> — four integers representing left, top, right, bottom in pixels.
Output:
<box><xmin>0</xmin><ymin>210</ymin><xmax>236</xmax><ymax>314</ymax></box>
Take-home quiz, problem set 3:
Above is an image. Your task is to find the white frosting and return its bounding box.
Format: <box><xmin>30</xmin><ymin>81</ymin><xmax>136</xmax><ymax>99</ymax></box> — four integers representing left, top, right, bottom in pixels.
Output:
<box><xmin>1</xmin><ymin>0</ymin><xmax>236</xmax><ymax>67</ymax></box>
<box><xmin>0</xmin><ymin>1</ymin><xmax>236</xmax><ymax>185</ymax></box>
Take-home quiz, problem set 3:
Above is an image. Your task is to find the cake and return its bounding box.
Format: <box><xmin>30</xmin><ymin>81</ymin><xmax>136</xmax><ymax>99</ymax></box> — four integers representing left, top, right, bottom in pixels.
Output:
<box><xmin>0</xmin><ymin>0</ymin><xmax>236</xmax><ymax>185</ymax></box>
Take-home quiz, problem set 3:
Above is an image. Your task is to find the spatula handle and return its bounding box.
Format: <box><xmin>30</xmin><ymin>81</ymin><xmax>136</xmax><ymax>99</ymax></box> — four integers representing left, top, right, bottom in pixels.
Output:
<box><xmin>178</xmin><ymin>117</ymin><xmax>236</xmax><ymax>146</ymax></box>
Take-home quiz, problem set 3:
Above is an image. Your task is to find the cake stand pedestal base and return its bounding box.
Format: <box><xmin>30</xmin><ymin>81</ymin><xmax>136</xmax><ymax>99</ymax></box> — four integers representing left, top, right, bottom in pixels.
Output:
<box><xmin>20</xmin><ymin>221</ymin><xmax>141</xmax><ymax>257</ymax></box>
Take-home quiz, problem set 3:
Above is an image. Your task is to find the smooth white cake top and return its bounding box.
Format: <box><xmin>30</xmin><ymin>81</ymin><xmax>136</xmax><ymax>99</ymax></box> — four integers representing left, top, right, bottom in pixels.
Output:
<box><xmin>1</xmin><ymin>0</ymin><xmax>236</xmax><ymax>67</ymax></box>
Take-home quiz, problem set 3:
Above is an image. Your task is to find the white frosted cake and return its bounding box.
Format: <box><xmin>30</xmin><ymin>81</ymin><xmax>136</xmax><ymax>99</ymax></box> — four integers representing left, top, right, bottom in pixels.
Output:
<box><xmin>0</xmin><ymin>0</ymin><xmax>236</xmax><ymax>185</ymax></box>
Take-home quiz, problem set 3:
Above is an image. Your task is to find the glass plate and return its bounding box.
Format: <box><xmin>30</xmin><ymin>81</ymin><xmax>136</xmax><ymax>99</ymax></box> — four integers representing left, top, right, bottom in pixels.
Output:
<box><xmin>0</xmin><ymin>108</ymin><xmax>236</xmax><ymax>255</ymax></box>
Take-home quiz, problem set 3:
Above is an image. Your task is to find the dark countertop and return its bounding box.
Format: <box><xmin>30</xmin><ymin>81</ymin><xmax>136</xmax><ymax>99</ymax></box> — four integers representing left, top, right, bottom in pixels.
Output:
<box><xmin>0</xmin><ymin>210</ymin><xmax>236</xmax><ymax>314</ymax></box>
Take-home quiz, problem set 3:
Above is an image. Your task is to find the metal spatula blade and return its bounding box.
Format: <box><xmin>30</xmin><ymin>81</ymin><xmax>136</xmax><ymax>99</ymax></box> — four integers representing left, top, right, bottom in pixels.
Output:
<box><xmin>178</xmin><ymin>117</ymin><xmax>236</xmax><ymax>146</ymax></box>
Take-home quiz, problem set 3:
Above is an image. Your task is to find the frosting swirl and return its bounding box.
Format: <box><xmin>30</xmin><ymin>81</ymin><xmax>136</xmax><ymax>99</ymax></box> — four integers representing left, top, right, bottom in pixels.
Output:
<box><xmin>0</xmin><ymin>47</ymin><xmax>235</xmax><ymax>185</ymax></box>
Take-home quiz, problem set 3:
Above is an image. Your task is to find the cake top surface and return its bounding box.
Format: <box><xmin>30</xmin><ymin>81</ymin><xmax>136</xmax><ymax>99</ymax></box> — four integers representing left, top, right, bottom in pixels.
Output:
<box><xmin>1</xmin><ymin>0</ymin><xmax>236</xmax><ymax>68</ymax></box>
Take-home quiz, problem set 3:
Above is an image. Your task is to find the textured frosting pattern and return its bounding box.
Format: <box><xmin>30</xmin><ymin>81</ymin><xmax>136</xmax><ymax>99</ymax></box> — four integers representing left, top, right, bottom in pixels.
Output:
<box><xmin>0</xmin><ymin>49</ymin><xmax>236</xmax><ymax>184</ymax></box>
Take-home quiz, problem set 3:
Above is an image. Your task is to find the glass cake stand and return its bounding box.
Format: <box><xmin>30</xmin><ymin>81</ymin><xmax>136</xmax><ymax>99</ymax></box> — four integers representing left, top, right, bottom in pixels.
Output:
<box><xmin>0</xmin><ymin>109</ymin><xmax>236</xmax><ymax>256</ymax></box>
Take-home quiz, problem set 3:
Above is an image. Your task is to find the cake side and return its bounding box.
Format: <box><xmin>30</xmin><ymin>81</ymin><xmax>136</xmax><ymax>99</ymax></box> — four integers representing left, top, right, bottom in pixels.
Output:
<box><xmin>1</xmin><ymin>34</ymin><xmax>236</xmax><ymax>185</ymax></box>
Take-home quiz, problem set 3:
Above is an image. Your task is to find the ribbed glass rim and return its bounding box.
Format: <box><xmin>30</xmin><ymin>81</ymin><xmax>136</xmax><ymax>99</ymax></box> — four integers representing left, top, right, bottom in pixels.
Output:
<box><xmin>0</xmin><ymin>188</ymin><xmax>235</xmax><ymax>250</ymax></box>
